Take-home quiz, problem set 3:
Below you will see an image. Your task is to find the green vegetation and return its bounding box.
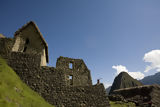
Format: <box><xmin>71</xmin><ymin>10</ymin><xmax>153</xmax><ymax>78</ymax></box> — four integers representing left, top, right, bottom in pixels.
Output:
<box><xmin>110</xmin><ymin>101</ymin><xmax>136</xmax><ymax>107</ymax></box>
<box><xmin>0</xmin><ymin>57</ymin><xmax>54</xmax><ymax>107</ymax></box>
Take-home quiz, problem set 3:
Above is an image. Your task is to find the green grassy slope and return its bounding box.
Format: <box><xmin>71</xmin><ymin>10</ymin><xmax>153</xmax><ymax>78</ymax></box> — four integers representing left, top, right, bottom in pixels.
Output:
<box><xmin>110</xmin><ymin>101</ymin><xmax>136</xmax><ymax>107</ymax></box>
<box><xmin>0</xmin><ymin>57</ymin><xmax>54</xmax><ymax>107</ymax></box>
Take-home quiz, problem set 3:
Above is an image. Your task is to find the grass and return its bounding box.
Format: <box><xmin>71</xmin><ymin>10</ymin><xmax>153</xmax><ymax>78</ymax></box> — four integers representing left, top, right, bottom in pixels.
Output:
<box><xmin>0</xmin><ymin>57</ymin><xmax>54</xmax><ymax>107</ymax></box>
<box><xmin>110</xmin><ymin>101</ymin><xmax>136</xmax><ymax>107</ymax></box>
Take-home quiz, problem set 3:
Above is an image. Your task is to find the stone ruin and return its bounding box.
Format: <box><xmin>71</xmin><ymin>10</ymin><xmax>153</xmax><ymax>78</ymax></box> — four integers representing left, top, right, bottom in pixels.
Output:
<box><xmin>109</xmin><ymin>84</ymin><xmax>160</xmax><ymax>106</ymax></box>
<box><xmin>0</xmin><ymin>21</ymin><xmax>110</xmax><ymax>107</ymax></box>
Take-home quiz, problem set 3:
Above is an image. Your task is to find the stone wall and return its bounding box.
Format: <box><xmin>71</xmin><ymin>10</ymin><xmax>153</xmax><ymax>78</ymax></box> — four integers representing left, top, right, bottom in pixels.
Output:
<box><xmin>7</xmin><ymin>53</ymin><xmax>110</xmax><ymax>107</ymax></box>
<box><xmin>56</xmin><ymin>56</ymin><xmax>92</xmax><ymax>86</ymax></box>
<box><xmin>0</xmin><ymin>38</ymin><xmax>14</xmax><ymax>58</ymax></box>
<box><xmin>112</xmin><ymin>85</ymin><xmax>160</xmax><ymax>106</ymax></box>
<box><xmin>51</xmin><ymin>84</ymin><xmax>110</xmax><ymax>107</ymax></box>
<box><xmin>8</xmin><ymin>52</ymin><xmax>41</xmax><ymax>67</ymax></box>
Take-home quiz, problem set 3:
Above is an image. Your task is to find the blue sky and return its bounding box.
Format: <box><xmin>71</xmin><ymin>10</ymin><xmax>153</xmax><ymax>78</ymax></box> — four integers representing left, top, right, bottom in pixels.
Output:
<box><xmin>1</xmin><ymin>0</ymin><xmax>160</xmax><ymax>88</ymax></box>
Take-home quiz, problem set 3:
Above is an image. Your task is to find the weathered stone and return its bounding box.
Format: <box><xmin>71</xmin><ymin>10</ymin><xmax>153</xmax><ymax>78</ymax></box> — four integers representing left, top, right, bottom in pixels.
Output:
<box><xmin>108</xmin><ymin>94</ymin><xmax>124</xmax><ymax>101</ymax></box>
<box><xmin>112</xmin><ymin>85</ymin><xmax>160</xmax><ymax>106</ymax></box>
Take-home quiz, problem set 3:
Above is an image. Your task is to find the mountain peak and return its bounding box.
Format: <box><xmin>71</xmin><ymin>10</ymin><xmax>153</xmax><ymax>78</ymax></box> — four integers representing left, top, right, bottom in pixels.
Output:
<box><xmin>118</xmin><ymin>71</ymin><xmax>129</xmax><ymax>77</ymax></box>
<box><xmin>109</xmin><ymin>72</ymin><xmax>143</xmax><ymax>94</ymax></box>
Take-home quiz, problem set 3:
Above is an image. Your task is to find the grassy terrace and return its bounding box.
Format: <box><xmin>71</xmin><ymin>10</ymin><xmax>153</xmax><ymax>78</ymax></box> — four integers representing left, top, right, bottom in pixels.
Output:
<box><xmin>0</xmin><ymin>57</ymin><xmax>54</xmax><ymax>107</ymax></box>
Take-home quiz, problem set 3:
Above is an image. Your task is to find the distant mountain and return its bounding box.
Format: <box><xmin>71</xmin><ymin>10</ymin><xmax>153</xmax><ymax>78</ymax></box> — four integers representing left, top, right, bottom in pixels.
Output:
<box><xmin>109</xmin><ymin>72</ymin><xmax>143</xmax><ymax>94</ymax></box>
<box><xmin>141</xmin><ymin>72</ymin><xmax>160</xmax><ymax>85</ymax></box>
<box><xmin>106</xmin><ymin>86</ymin><xmax>111</xmax><ymax>95</ymax></box>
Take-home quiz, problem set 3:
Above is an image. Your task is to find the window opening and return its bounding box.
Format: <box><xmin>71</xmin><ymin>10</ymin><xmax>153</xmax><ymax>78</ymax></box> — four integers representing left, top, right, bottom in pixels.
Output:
<box><xmin>23</xmin><ymin>38</ymin><xmax>29</xmax><ymax>52</ymax></box>
<box><xmin>69</xmin><ymin>75</ymin><xmax>73</xmax><ymax>85</ymax></box>
<box><xmin>23</xmin><ymin>47</ymin><xmax>27</xmax><ymax>52</ymax></box>
<box><xmin>25</xmin><ymin>38</ymin><xmax>29</xmax><ymax>44</ymax></box>
<box><xmin>69</xmin><ymin>75</ymin><xmax>73</xmax><ymax>80</ymax></box>
<box><xmin>69</xmin><ymin>63</ymin><xmax>73</xmax><ymax>69</ymax></box>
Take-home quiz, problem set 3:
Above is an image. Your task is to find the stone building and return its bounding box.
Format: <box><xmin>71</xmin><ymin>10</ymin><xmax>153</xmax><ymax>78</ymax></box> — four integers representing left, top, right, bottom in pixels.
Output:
<box><xmin>0</xmin><ymin>21</ymin><xmax>110</xmax><ymax>107</ymax></box>
<box><xmin>12</xmin><ymin>21</ymin><xmax>49</xmax><ymax>66</ymax></box>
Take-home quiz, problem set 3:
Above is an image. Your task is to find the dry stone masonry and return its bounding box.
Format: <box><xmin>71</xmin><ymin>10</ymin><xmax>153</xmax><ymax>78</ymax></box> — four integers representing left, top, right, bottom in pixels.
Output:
<box><xmin>0</xmin><ymin>21</ymin><xmax>110</xmax><ymax>107</ymax></box>
<box><xmin>111</xmin><ymin>85</ymin><xmax>160</xmax><ymax>106</ymax></box>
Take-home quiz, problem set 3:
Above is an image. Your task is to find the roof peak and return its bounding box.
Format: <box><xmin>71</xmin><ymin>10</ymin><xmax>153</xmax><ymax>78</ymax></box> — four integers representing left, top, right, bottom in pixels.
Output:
<box><xmin>14</xmin><ymin>21</ymin><xmax>37</xmax><ymax>36</ymax></box>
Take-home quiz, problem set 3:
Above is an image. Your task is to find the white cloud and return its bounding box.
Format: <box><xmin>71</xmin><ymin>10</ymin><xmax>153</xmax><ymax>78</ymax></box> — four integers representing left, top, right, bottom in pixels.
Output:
<box><xmin>112</xmin><ymin>65</ymin><xmax>128</xmax><ymax>74</ymax></box>
<box><xmin>143</xmin><ymin>50</ymin><xmax>160</xmax><ymax>73</ymax></box>
<box><xmin>112</xmin><ymin>65</ymin><xmax>144</xmax><ymax>80</ymax></box>
<box><xmin>128</xmin><ymin>72</ymin><xmax>144</xmax><ymax>80</ymax></box>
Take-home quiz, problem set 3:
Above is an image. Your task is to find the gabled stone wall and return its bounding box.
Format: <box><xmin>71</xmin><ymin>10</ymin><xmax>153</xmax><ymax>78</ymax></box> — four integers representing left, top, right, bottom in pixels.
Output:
<box><xmin>13</xmin><ymin>32</ymin><xmax>47</xmax><ymax>66</ymax></box>
<box><xmin>56</xmin><ymin>56</ymin><xmax>92</xmax><ymax>86</ymax></box>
